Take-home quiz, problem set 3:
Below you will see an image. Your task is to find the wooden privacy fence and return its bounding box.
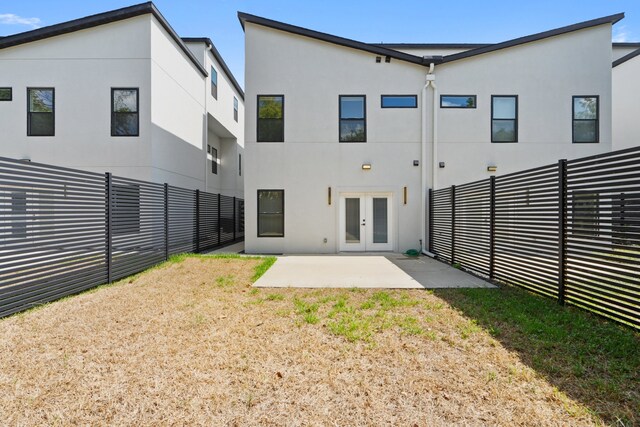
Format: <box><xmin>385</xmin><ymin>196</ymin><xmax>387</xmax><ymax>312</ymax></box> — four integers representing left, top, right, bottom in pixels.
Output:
<box><xmin>429</xmin><ymin>147</ymin><xmax>640</xmax><ymax>329</ymax></box>
<box><xmin>0</xmin><ymin>156</ymin><xmax>244</xmax><ymax>317</ymax></box>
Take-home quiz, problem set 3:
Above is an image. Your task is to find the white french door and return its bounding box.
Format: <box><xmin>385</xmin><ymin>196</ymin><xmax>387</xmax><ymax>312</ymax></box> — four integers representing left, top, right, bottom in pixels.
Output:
<box><xmin>339</xmin><ymin>193</ymin><xmax>393</xmax><ymax>251</ymax></box>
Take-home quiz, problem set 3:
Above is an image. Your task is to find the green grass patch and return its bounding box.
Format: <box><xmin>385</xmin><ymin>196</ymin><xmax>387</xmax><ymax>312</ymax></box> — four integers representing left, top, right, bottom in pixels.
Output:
<box><xmin>265</xmin><ymin>293</ymin><xmax>285</xmax><ymax>301</ymax></box>
<box><xmin>435</xmin><ymin>286</ymin><xmax>640</xmax><ymax>426</ymax></box>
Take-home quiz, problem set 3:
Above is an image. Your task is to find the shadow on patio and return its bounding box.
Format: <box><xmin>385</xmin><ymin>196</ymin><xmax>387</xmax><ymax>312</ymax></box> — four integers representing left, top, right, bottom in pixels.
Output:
<box><xmin>434</xmin><ymin>285</ymin><xmax>640</xmax><ymax>425</ymax></box>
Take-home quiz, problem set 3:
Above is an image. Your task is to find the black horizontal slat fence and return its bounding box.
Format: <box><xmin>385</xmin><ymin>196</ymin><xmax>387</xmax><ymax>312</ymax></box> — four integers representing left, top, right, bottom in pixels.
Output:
<box><xmin>429</xmin><ymin>147</ymin><xmax>640</xmax><ymax>330</ymax></box>
<box><xmin>0</xmin><ymin>156</ymin><xmax>244</xmax><ymax>317</ymax></box>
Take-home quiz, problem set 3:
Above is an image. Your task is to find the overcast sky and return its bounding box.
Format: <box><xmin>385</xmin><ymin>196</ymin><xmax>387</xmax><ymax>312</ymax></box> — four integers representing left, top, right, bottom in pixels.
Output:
<box><xmin>2</xmin><ymin>0</ymin><xmax>639</xmax><ymax>88</ymax></box>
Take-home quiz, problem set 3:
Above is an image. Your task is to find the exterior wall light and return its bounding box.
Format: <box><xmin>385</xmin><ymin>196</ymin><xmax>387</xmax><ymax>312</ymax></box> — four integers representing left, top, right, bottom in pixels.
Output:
<box><xmin>403</xmin><ymin>186</ymin><xmax>408</xmax><ymax>205</ymax></box>
<box><xmin>362</xmin><ymin>163</ymin><xmax>372</xmax><ymax>170</ymax></box>
<box><xmin>487</xmin><ymin>166</ymin><xmax>497</xmax><ymax>172</ymax></box>
<box><xmin>328</xmin><ymin>187</ymin><xmax>332</xmax><ymax>205</ymax></box>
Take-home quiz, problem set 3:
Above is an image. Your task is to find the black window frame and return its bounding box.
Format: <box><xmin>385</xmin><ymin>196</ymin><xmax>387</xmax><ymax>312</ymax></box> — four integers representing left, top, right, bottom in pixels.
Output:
<box><xmin>491</xmin><ymin>95</ymin><xmax>518</xmax><ymax>143</ymax></box>
<box><xmin>111</xmin><ymin>88</ymin><xmax>139</xmax><ymax>137</ymax></box>
<box><xmin>339</xmin><ymin>94</ymin><xmax>367</xmax><ymax>143</ymax></box>
<box><xmin>0</xmin><ymin>87</ymin><xmax>12</xmax><ymax>101</ymax></box>
<box><xmin>380</xmin><ymin>94</ymin><xmax>417</xmax><ymax>109</ymax></box>
<box><xmin>27</xmin><ymin>87</ymin><xmax>55</xmax><ymax>137</ymax></box>
<box><xmin>239</xmin><ymin>153</ymin><xmax>242</xmax><ymax>176</ymax></box>
<box><xmin>257</xmin><ymin>94</ymin><xmax>284</xmax><ymax>143</ymax></box>
<box><xmin>211</xmin><ymin>147</ymin><xmax>218</xmax><ymax>174</ymax></box>
<box><xmin>211</xmin><ymin>66</ymin><xmax>218</xmax><ymax>99</ymax></box>
<box><xmin>440</xmin><ymin>95</ymin><xmax>477</xmax><ymax>109</ymax></box>
<box><xmin>257</xmin><ymin>189</ymin><xmax>284</xmax><ymax>238</ymax></box>
<box><xmin>572</xmin><ymin>95</ymin><xmax>599</xmax><ymax>144</ymax></box>
<box><xmin>233</xmin><ymin>96</ymin><xmax>238</xmax><ymax>122</ymax></box>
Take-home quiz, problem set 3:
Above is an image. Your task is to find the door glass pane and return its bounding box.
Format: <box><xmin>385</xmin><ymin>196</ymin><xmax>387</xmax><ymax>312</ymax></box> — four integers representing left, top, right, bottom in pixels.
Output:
<box><xmin>345</xmin><ymin>198</ymin><xmax>360</xmax><ymax>242</ymax></box>
<box><xmin>373</xmin><ymin>198</ymin><xmax>388</xmax><ymax>243</ymax></box>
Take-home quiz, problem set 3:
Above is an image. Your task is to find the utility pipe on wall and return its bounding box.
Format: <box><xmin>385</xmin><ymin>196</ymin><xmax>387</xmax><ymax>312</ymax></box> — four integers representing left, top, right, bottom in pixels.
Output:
<box><xmin>421</xmin><ymin>63</ymin><xmax>437</xmax><ymax>257</ymax></box>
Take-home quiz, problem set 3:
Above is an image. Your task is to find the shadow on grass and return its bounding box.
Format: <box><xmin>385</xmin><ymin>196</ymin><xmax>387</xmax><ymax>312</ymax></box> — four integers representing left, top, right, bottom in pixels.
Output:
<box><xmin>435</xmin><ymin>285</ymin><xmax>640</xmax><ymax>426</ymax></box>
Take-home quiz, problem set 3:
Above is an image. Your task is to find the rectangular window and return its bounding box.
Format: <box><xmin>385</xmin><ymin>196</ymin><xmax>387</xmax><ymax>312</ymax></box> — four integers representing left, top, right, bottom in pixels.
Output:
<box><xmin>381</xmin><ymin>95</ymin><xmax>417</xmax><ymax>108</ymax></box>
<box><xmin>111</xmin><ymin>88</ymin><xmax>139</xmax><ymax>137</ymax></box>
<box><xmin>258</xmin><ymin>190</ymin><xmax>284</xmax><ymax>237</ymax></box>
<box><xmin>233</xmin><ymin>96</ymin><xmax>238</xmax><ymax>122</ymax></box>
<box><xmin>0</xmin><ymin>88</ymin><xmax>12</xmax><ymax>101</ymax></box>
<box><xmin>573</xmin><ymin>96</ymin><xmax>599</xmax><ymax>143</ymax></box>
<box><xmin>339</xmin><ymin>95</ymin><xmax>366</xmax><ymax>142</ymax></box>
<box><xmin>441</xmin><ymin>95</ymin><xmax>476</xmax><ymax>109</ymax></box>
<box><xmin>27</xmin><ymin>88</ymin><xmax>54</xmax><ymax>136</ymax></box>
<box><xmin>257</xmin><ymin>95</ymin><xmax>284</xmax><ymax>142</ymax></box>
<box><xmin>211</xmin><ymin>147</ymin><xmax>218</xmax><ymax>174</ymax></box>
<box><xmin>207</xmin><ymin>144</ymin><xmax>211</xmax><ymax>154</ymax></box>
<box><xmin>211</xmin><ymin>67</ymin><xmax>218</xmax><ymax>99</ymax></box>
<box><xmin>491</xmin><ymin>95</ymin><xmax>517</xmax><ymax>143</ymax></box>
<box><xmin>239</xmin><ymin>153</ymin><xmax>242</xmax><ymax>176</ymax></box>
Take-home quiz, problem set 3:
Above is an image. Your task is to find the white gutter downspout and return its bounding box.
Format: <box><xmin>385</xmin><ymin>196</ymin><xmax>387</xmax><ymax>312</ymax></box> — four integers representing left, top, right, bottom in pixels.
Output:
<box><xmin>204</xmin><ymin>44</ymin><xmax>211</xmax><ymax>192</ymax></box>
<box><xmin>422</xmin><ymin>63</ymin><xmax>437</xmax><ymax>257</ymax></box>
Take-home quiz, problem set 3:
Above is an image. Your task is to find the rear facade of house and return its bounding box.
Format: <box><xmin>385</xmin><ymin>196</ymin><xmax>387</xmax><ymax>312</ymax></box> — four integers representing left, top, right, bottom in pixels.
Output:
<box><xmin>0</xmin><ymin>3</ymin><xmax>244</xmax><ymax>198</ymax></box>
<box><xmin>241</xmin><ymin>13</ymin><xmax>620</xmax><ymax>254</ymax></box>
<box><xmin>612</xmin><ymin>44</ymin><xmax>640</xmax><ymax>151</ymax></box>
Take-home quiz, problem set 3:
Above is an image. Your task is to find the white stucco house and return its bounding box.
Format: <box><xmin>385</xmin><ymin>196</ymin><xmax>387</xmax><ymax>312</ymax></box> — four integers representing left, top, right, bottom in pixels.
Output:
<box><xmin>612</xmin><ymin>43</ymin><xmax>640</xmax><ymax>151</ymax></box>
<box><xmin>239</xmin><ymin>11</ymin><xmax>623</xmax><ymax>254</ymax></box>
<box><xmin>0</xmin><ymin>2</ymin><xmax>244</xmax><ymax>197</ymax></box>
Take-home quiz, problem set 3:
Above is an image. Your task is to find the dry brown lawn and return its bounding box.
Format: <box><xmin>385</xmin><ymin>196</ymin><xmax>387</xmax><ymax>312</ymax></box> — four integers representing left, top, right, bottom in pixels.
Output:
<box><xmin>0</xmin><ymin>255</ymin><xmax>625</xmax><ymax>425</ymax></box>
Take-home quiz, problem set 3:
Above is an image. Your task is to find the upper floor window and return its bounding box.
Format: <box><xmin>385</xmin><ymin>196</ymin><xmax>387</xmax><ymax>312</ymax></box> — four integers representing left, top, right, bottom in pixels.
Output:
<box><xmin>339</xmin><ymin>95</ymin><xmax>366</xmax><ymax>142</ymax></box>
<box><xmin>257</xmin><ymin>95</ymin><xmax>284</xmax><ymax>142</ymax></box>
<box><xmin>234</xmin><ymin>96</ymin><xmax>238</xmax><ymax>122</ymax></box>
<box><xmin>27</xmin><ymin>88</ymin><xmax>54</xmax><ymax>136</ymax></box>
<box><xmin>491</xmin><ymin>95</ymin><xmax>517</xmax><ymax>143</ymax></box>
<box><xmin>381</xmin><ymin>95</ymin><xmax>417</xmax><ymax>108</ymax></box>
<box><xmin>0</xmin><ymin>88</ymin><xmax>12</xmax><ymax>101</ymax></box>
<box><xmin>211</xmin><ymin>67</ymin><xmax>218</xmax><ymax>99</ymax></box>
<box><xmin>441</xmin><ymin>95</ymin><xmax>476</xmax><ymax>109</ymax></box>
<box><xmin>573</xmin><ymin>96</ymin><xmax>599</xmax><ymax>143</ymax></box>
<box><xmin>111</xmin><ymin>88</ymin><xmax>139</xmax><ymax>137</ymax></box>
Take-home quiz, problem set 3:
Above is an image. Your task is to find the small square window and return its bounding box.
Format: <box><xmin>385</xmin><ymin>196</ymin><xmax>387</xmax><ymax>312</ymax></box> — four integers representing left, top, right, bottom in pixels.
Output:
<box><xmin>0</xmin><ymin>88</ymin><xmax>12</xmax><ymax>101</ymax></box>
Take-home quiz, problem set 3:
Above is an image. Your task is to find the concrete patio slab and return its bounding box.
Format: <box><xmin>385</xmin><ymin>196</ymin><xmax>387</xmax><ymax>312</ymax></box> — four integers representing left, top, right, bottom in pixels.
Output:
<box><xmin>254</xmin><ymin>254</ymin><xmax>495</xmax><ymax>289</ymax></box>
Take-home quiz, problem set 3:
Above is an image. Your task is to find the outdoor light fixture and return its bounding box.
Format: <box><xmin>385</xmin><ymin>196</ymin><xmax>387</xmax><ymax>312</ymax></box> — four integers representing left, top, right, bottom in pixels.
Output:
<box><xmin>362</xmin><ymin>163</ymin><xmax>372</xmax><ymax>170</ymax></box>
<box><xmin>403</xmin><ymin>186</ymin><xmax>408</xmax><ymax>205</ymax></box>
<box><xmin>328</xmin><ymin>187</ymin><xmax>332</xmax><ymax>205</ymax></box>
<box><xmin>487</xmin><ymin>165</ymin><xmax>497</xmax><ymax>172</ymax></box>
<box><xmin>385</xmin><ymin>56</ymin><xmax>391</xmax><ymax>63</ymax></box>
<box><xmin>376</xmin><ymin>56</ymin><xmax>381</xmax><ymax>63</ymax></box>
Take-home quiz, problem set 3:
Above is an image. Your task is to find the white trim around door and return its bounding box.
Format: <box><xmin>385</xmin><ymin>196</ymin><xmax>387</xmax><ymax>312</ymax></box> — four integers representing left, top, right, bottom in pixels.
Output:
<box><xmin>338</xmin><ymin>192</ymin><xmax>393</xmax><ymax>251</ymax></box>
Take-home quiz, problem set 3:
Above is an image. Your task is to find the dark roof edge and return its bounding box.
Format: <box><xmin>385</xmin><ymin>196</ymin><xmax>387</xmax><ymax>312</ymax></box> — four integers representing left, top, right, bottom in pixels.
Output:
<box><xmin>182</xmin><ymin>37</ymin><xmax>245</xmax><ymax>99</ymax></box>
<box><xmin>441</xmin><ymin>13</ymin><xmax>625</xmax><ymax>64</ymax></box>
<box><xmin>613</xmin><ymin>42</ymin><xmax>640</xmax><ymax>47</ymax></box>
<box><xmin>613</xmin><ymin>47</ymin><xmax>640</xmax><ymax>67</ymax></box>
<box><xmin>373</xmin><ymin>43</ymin><xmax>490</xmax><ymax>49</ymax></box>
<box><xmin>0</xmin><ymin>2</ymin><xmax>208</xmax><ymax>78</ymax></box>
<box><xmin>237</xmin><ymin>12</ymin><xmax>433</xmax><ymax>66</ymax></box>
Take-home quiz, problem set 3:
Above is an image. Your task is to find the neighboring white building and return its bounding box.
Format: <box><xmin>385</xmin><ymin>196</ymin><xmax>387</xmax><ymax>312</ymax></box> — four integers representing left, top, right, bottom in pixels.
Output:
<box><xmin>0</xmin><ymin>2</ymin><xmax>244</xmax><ymax>197</ymax></box>
<box><xmin>240</xmin><ymin>12</ymin><xmax>622</xmax><ymax>254</ymax></box>
<box><xmin>612</xmin><ymin>45</ymin><xmax>640</xmax><ymax>151</ymax></box>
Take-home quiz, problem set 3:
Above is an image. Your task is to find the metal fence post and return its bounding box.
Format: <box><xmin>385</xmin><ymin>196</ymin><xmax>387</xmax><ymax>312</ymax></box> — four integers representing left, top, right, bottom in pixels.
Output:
<box><xmin>558</xmin><ymin>159</ymin><xmax>568</xmax><ymax>305</ymax></box>
<box><xmin>217</xmin><ymin>193</ymin><xmax>221</xmax><ymax>246</ymax></box>
<box><xmin>233</xmin><ymin>196</ymin><xmax>237</xmax><ymax>241</ymax></box>
<box><xmin>105</xmin><ymin>172</ymin><xmax>112</xmax><ymax>284</ymax></box>
<box><xmin>428</xmin><ymin>189</ymin><xmax>434</xmax><ymax>253</ymax></box>
<box><xmin>451</xmin><ymin>185</ymin><xmax>456</xmax><ymax>264</ymax></box>
<box><xmin>489</xmin><ymin>176</ymin><xmax>496</xmax><ymax>280</ymax></box>
<box><xmin>164</xmin><ymin>183</ymin><xmax>169</xmax><ymax>260</ymax></box>
<box><xmin>195</xmin><ymin>189</ymin><xmax>200</xmax><ymax>253</ymax></box>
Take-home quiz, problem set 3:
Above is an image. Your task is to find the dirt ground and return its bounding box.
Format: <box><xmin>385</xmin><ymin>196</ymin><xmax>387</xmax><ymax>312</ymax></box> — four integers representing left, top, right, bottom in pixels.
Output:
<box><xmin>0</xmin><ymin>256</ymin><xmax>608</xmax><ymax>426</ymax></box>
